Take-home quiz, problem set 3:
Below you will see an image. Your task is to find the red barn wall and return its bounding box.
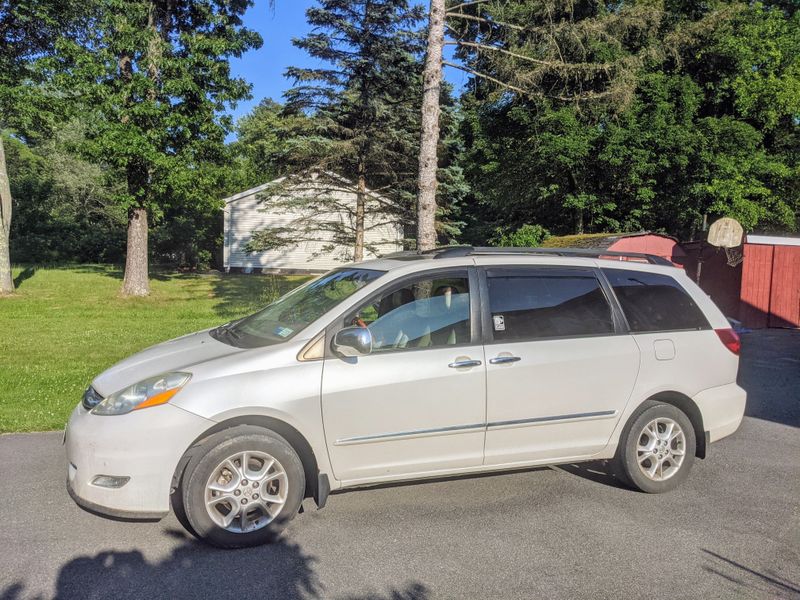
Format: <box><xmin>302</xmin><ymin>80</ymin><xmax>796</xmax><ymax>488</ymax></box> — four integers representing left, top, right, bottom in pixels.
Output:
<box><xmin>609</xmin><ymin>235</ymin><xmax>685</xmax><ymax>263</ymax></box>
<box><xmin>740</xmin><ymin>244</ymin><xmax>775</xmax><ymax>329</ymax></box>
<box><xmin>739</xmin><ymin>243</ymin><xmax>800</xmax><ymax>329</ymax></box>
<box><xmin>768</xmin><ymin>245</ymin><xmax>800</xmax><ymax>328</ymax></box>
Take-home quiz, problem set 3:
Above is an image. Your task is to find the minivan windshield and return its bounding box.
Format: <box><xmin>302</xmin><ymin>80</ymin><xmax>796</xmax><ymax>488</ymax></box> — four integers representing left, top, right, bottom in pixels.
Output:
<box><xmin>211</xmin><ymin>268</ymin><xmax>384</xmax><ymax>348</ymax></box>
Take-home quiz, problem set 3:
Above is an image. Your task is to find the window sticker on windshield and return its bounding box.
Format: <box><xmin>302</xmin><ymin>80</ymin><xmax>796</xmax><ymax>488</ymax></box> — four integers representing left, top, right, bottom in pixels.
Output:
<box><xmin>493</xmin><ymin>315</ymin><xmax>506</xmax><ymax>331</ymax></box>
<box><xmin>274</xmin><ymin>326</ymin><xmax>293</xmax><ymax>338</ymax></box>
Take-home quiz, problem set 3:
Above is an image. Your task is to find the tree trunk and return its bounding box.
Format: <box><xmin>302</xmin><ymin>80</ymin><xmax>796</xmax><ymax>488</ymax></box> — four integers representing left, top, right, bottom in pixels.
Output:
<box><xmin>415</xmin><ymin>0</ymin><xmax>445</xmax><ymax>252</ymax></box>
<box><xmin>354</xmin><ymin>165</ymin><xmax>366</xmax><ymax>263</ymax></box>
<box><xmin>576</xmin><ymin>208</ymin><xmax>584</xmax><ymax>234</ymax></box>
<box><xmin>0</xmin><ymin>136</ymin><xmax>14</xmax><ymax>294</ymax></box>
<box><xmin>121</xmin><ymin>207</ymin><xmax>149</xmax><ymax>296</ymax></box>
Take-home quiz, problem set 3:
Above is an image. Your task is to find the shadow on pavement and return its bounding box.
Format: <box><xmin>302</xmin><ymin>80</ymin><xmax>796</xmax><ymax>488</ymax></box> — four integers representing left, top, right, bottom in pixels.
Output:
<box><xmin>702</xmin><ymin>549</ymin><xmax>800</xmax><ymax>598</ymax></box>
<box><xmin>0</xmin><ymin>532</ymin><xmax>428</xmax><ymax>600</ymax></box>
<box><xmin>341</xmin><ymin>465</ymin><xmax>551</xmax><ymax>494</ymax></box>
<box><xmin>555</xmin><ymin>460</ymin><xmax>629</xmax><ymax>490</ymax></box>
<box><xmin>738</xmin><ymin>330</ymin><xmax>800</xmax><ymax>429</ymax></box>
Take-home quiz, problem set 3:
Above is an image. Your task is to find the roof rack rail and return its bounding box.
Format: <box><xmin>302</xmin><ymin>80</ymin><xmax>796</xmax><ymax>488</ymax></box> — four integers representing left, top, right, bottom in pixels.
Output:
<box><xmin>432</xmin><ymin>246</ymin><xmax>674</xmax><ymax>266</ymax></box>
<box><xmin>425</xmin><ymin>246</ymin><xmax>473</xmax><ymax>258</ymax></box>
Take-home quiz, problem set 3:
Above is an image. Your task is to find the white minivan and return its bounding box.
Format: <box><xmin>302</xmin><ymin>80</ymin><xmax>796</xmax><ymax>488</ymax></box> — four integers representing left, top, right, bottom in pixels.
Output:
<box><xmin>65</xmin><ymin>247</ymin><xmax>746</xmax><ymax>547</ymax></box>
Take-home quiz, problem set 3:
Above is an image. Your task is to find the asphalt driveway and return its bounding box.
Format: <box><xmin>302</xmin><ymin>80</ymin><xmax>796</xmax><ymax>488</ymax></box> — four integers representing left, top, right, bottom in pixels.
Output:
<box><xmin>1</xmin><ymin>330</ymin><xmax>798</xmax><ymax>600</ymax></box>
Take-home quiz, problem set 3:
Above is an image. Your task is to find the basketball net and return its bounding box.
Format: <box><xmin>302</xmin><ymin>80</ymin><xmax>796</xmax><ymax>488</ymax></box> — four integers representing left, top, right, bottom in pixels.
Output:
<box><xmin>725</xmin><ymin>245</ymin><xmax>744</xmax><ymax>267</ymax></box>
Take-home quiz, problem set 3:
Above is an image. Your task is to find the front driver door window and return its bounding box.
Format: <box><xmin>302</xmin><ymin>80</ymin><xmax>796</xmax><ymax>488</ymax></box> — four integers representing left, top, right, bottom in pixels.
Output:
<box><xmin>351</xmin><ymin>276</ymin><xmax>471</xmax><ymax>351</ymax></box>
<box><xmin>321</xmin><ymin>270</ymin><xmax>487</xmax><ymax>483</ymax></box>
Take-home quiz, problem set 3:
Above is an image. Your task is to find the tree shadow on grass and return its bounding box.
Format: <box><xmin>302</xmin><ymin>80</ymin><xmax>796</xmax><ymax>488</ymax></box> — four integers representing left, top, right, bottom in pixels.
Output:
<box><xmin>210</xmin><ymin>272</ymin><xmax>310</xmax><ymax>321</ymax></box>
<box><xmin>69</xmin><ymin>264</ymin><xmax>200</xmax><ymax>283</ymax></box>
<box><xmin>42</xmin><ymin>265</ymin><xmax>308</xmax><ymax>320</ymax></box>
<box><xmin>0</xmin><ymin>529</ymin><xmax>428</xmax><ymax>600</ymax></box>
<box><xmin>12</xmin><ymin>267</ymin><xmax>35</xmax><ymax>288</ymax></box>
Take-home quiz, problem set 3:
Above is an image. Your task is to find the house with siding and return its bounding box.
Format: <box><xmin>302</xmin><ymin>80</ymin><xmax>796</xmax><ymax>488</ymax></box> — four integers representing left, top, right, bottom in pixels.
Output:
<box><xmin>222</xmin><ymin>171</ymin><xmax>403</xmax><ymax>273</ymax></box>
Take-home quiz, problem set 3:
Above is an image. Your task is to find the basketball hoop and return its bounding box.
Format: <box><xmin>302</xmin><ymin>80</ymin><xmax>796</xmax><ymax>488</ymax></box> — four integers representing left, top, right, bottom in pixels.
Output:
<box><xmin>707</xmin><ymin>217</ymin><xmax>744</xmax><ymax>249</ymax></box>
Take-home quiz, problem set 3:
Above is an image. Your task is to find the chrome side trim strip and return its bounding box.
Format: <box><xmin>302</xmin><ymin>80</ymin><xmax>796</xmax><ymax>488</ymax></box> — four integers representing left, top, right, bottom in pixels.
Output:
<box><xmin>334</xmin><ymin>410</ymin><xmax>618</xmax><ymax>446</ymax></box>
<box><xmin>334</xmin><ymin>422</ymin><xmax>485</xmax><ymax>446</ymax></box>
<box><xmin>487</xmin><ymin>410</ymin><xmax>618</xmax><ymax>431</ymax></box>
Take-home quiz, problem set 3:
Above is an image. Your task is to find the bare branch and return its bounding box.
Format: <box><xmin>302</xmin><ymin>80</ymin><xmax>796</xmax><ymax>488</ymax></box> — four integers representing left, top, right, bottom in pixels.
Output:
<box><xmin>447</xmin><ymin>0</ymin><xmax>491</xmax><ymax>12</ymax></box>
<box><xmin>442</xmin><ymin>60</ymin><xmax>532</xmax><ymax>96</ymax></box>
<box><xmin>443</xmin><ymin>60</ymin><xmax>618</xmax><ymax>103</ymax></box>
<box><xmin>445</xmin><ymin>40</ymin><xmax>612</xmax><ymax>72</ymax></box>
<box><xmin>445</xmin><ymin>12</ymin><xmax>524</xmax><ymax>31</ymax></box>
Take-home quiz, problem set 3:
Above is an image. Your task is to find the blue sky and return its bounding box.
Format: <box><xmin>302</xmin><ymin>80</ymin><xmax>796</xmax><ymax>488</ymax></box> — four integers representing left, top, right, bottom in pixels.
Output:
<box><xmin>227</xmin><ymin>0</ymin><xmax>467</xmax><ymax>128</ymax></box>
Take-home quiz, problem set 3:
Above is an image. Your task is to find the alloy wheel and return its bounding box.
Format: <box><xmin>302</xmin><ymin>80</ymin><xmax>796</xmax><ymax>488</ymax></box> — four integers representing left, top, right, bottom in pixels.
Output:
<box><xmin>636</xmin><ymin>417</ymin><xmax>686</xmax><ymax>482</ymax></box>
<box><xmin>204</xmin><ymin>450</ymin><xmax>288</xmax><ymax>533</ymax></box>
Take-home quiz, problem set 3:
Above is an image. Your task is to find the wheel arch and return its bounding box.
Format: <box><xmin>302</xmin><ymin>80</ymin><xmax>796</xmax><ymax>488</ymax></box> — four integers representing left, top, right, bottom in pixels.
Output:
<box><xmin>647</xmin><ymin>391</ymin><xmax>707</xmax><ymax>459</ymax></box>
<box><xmin>172</xmin><ymin>415</ymin><xmax>322</xmax><ymax>502</ymax></box>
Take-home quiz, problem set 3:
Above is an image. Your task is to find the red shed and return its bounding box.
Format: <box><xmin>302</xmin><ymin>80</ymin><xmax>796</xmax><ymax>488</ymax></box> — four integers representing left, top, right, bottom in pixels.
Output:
<box><xmin>739</xmin><ymin>235</ymin><xmax>800</xmax><ymax>329</ymax></box>
<box><xmin>541</xmin><ymin>232</ymin><xmax>686</xmax><ymax>264</ymax></box>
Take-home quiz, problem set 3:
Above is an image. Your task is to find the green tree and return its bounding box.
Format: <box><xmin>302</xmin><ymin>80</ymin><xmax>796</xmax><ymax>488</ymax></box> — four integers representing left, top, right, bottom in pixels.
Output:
<box><xmin>229</xmin><ymin>98</ymin><xmax>311</xmax><ymax>190</ymax></box>
<box><xmin>251</xmin><ymin>0</ymin><xmax>424</xmax><ymax>261</ymax></box>
<box><xmin>679</xmin><ymin>1</ymin><xmax>799</xmax><ymax>233</ymax></box>
<box><xmin>5</xmin><ymin>122</ymin><xmax>127</xmax><ymax>264</ymax></box>
<box><xmin>415</xmin><ymin>0</ymin><xmax>665</xmax><ymax>248</ymax></box>
<box><xmin>457</xmin><ymin>1</ymin><xmax>799</xmax><ymax>242</ymax></box>
<box><xmin>0</xmin><ymin>0</ymin><xmax>86</xmax><ymax>293</ymax></box>
<box><xmin>492</xmin><ymin>223</ymin><xmax>550</xmax><ymax>247</ymax></box>
<box><xmin>47</xmin><ymin>0</ymin><xmax>261</xmax><ymax>295</ymax></box>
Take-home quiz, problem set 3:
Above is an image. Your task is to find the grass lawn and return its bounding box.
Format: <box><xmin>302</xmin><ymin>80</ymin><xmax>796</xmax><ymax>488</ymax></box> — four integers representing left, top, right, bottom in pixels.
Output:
<box><xmin>0</xmin><ymin>266</ymin><xmax>309</xmax><ymax>433</ymax></box>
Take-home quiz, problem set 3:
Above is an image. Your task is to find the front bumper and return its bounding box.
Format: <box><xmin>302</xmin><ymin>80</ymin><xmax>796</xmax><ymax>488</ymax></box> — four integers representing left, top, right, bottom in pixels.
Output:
<box><xmin>65</xmin><ymin>402</ymin><xmax>214</xmax><ymax>519</ymax></box>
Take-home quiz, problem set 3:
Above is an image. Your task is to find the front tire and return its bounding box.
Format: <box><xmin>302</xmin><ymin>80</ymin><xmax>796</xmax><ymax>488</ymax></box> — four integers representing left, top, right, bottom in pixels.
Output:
<box><xmin>178</xmin><ymin>425</ymin><xmax>305</xmax><ymax>548</ymax></box>
<box><xmin>618</xmin><ymin>401</ymin><xmax>696</xmax><ymax>493</ymax></box>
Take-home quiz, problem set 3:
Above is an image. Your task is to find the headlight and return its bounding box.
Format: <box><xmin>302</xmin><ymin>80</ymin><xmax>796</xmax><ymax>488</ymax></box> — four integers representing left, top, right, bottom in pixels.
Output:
<box><xmin>92</xmin><ymin>372</ymin><xmax>191</xmax><ymax>416</ymax></box>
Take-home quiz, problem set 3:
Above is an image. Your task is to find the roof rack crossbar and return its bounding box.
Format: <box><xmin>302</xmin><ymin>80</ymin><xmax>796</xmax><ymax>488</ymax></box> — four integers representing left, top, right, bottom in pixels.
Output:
<box><xmin>432</xmin><ymin>246</ymin><xmax>673</xmax><ymax>266</ymax></box>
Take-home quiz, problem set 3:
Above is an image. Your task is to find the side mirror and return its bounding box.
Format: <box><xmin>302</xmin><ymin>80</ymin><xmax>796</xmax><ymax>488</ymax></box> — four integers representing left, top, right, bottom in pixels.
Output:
<box><xmin>332</xmin><ymin>326</ymin><xmax>373</xmax><ymax>358</ymax></box>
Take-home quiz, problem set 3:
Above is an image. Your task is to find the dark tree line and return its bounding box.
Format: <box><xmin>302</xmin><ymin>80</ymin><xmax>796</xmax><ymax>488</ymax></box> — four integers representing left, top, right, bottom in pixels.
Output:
<box><xmin>2</xmin><ymin>0</ymin><xmax>798</xmax><ymax>293</ymax></box>
<box><xmin>453</xmin><ymin>0</ymin><xmax>799</xmax><ymax>245</ymax></box>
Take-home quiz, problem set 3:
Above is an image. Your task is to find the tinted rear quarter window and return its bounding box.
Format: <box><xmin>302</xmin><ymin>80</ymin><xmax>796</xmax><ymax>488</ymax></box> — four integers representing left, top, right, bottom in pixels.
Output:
<box><xmin>487</xmin><ymin>268</ymin><xmax>615</xmax><ymax>341</ymax></box>
<box><xmin>602</xmin><ymin>268</ymin><xmax>710</xmax><ymax>333</ymax></box>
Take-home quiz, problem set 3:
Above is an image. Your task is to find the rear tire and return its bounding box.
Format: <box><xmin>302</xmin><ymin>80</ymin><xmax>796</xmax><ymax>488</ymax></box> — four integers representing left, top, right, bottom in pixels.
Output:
<box><xmin>617</xmin><ymin>401</ymin><xmax>696</xmax><ymax>494</ymax></box>
<box><xmin>177</xmin><ymin>425</ymin><xmax>305</xmax><ymax>548</ymax></box>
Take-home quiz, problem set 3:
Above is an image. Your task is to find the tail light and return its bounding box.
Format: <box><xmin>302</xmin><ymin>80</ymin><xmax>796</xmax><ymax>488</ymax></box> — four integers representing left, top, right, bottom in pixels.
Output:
<box><xmin>715</xmin><ymin>328</ymin><xmax>741</xmax><ymax>355</ymax></box>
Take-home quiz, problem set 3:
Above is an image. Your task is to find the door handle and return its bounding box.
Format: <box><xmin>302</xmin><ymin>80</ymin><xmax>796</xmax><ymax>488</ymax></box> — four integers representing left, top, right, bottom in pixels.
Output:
<box><xmin>448</xmin><ymin>359</ymin><xmax>482</xmax><ymax>368</ymax></box>
<box><xmin>489</xmin><ymin>355</ymin><xmax>521</xmax><ymax>365</ymax></box>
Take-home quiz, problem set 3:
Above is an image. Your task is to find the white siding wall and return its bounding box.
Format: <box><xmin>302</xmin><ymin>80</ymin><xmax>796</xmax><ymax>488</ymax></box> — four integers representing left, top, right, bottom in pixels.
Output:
<box><xmin>223</xmin><ymin>180</ymin><xmax>403</xmax><ymax>272</ymax></box>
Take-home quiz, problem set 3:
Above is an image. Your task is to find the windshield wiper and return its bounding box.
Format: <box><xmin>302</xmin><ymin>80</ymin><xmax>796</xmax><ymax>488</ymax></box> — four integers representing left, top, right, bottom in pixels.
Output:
<box><xmin>212</xmin><ymin>322</ymin><xmax>242</xmax><ymax>344</ymax></box>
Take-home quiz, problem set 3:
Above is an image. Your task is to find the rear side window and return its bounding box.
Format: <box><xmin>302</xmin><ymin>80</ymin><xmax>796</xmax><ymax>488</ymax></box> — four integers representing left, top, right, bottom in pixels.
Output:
<box><xmin>602</xmin><ymin>268</ymin><xmax>710</xmax><ymax>333</ymax></box>
<box><xmin>487</xmin><ymin>268</ymin><xmax>615</xmax><ymax>341</ymax></box>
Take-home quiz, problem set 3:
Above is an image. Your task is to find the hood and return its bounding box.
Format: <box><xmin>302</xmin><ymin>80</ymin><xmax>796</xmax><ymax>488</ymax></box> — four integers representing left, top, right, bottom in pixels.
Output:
<box><xmin>92</xmin><ymin>329</ymin><xmax>245</xmax><ymax>396</ymax></box>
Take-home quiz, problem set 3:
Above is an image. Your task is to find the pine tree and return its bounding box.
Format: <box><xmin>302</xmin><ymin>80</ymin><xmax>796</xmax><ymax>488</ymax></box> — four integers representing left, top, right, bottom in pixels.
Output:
<box><xmin>48</xmin><ymin>0</ymin><xmax>261</xmax><ymax>295</ymax></box>
<box><xmin>416</xmin><ymin>0</ymin><xmax>445</xmax><ymax>252</ymax></box>
<box><xmin>415</xmin><ymin>0</ymin><xmax>663</xmax><ymax>242</ymax></box>
<box><xmin>251</xmin><ymin>0</ymin><xmax>424</xmax><ymax>262</ymax></box>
